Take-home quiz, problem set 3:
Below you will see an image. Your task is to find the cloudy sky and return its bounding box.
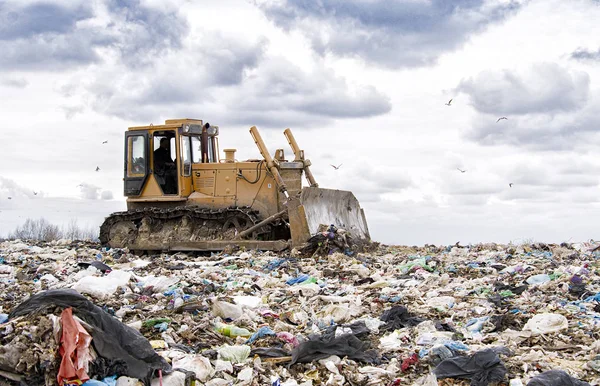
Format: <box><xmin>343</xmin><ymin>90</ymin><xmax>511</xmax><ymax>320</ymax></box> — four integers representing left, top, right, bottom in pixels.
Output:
<box><xmin>1</xmin><ymin>0</ymin><xmax>600</xmax><ymax>245</ymax></box>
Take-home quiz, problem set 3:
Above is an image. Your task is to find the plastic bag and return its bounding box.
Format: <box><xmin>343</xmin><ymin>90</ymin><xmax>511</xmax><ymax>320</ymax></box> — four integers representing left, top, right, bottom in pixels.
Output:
<box><xmin>73</xmin><ymin>270</ymin><xmax>132</xmax><ymax>298</ymax></box>
<box><xmin>291</xmin><ymin>325</ymin><xmax>379</xmax><ymax>365</ymax></box>
<box><xmin>434</xmin><ymin>348</ymin><xmax>507</xmax><ymax>386</ymax></box>
<box><xmin>212</xmin><ymin>300</ymin><xmax>243</xmax><ymax>320</ymax></box>
<box><xmin>9</xmin><ymin>289</ymin><xmax>171</xmax><ymax>385</ymax></box>
<box><xmin>526</xmin><ymin>370</ymin><xmax>590</xmax><ymax>386</ymax></box>
<box><xmin>172</xmin><ymin>355</ymin><xmax>214</xmax><ymax>382</ymax></box>
<box><xmin>380</xmin><ymin>306</ymin><xmax>424</xmax><ymax>331</ymax></box>
<box><xmin>522</xmin><ymin>313</ymin><xmax>568</xmax><ymax>335</ymax></box>
<box><xmin>217</xmin><ymin>345</ymin><xmax>251</xmax><ymax>363</ymax></box>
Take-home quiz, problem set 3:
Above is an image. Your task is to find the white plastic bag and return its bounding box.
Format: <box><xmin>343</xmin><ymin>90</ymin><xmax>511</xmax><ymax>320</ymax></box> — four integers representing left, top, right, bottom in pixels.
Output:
<box><xmin>73</xmin><ymin>270</ymin><xmax>132</xmax><ymax>298</ymax></box>
<box><xmin>172</xmin><ymin>355</ymin><xmax>214</xmax><ymax>382</ymax></box>
<box><xmin>523</xmin><ymin>313</ymin><xmax>568</xmax><ymax>335</ymax></box>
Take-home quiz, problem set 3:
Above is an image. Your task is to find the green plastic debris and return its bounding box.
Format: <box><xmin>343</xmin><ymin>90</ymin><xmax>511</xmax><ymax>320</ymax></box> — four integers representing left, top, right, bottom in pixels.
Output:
<box><xmin>399</xmin><ymin>257</ymin><xmax>434</xmax><ymax>273</ymax></box>
<box><xmin>142</xmin><ymin>317</ymin><xmax>171</xmax><ymax>328</ymax></box>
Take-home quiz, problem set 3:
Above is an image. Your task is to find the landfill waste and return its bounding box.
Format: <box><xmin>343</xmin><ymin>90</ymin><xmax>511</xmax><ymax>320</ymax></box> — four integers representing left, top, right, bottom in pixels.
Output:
<box><xmin>434</xmin><ymin>347</ymin><xmax>509</xmax><ymax>386</ymax></box>
<box><xmin>527</xmin><ymin>369</ymin><xmax>591</xmax><ymax>386</ymax></box>
<box><xmin>3</xmin><ymin>239</ymin><xmax>600</xmax><ymax>384</ymax></box>
<box><xmin>58</xmin><ymin>307</ymin><xmax>92</xmax><ymax>385</ymax></box>
<box><xmin>4</xmin><ymin>288</ymin><xmax>170</xmax><ymax>385</ymax></box>
<box><xmin>214</xmin><ymin>321</ymin><xmax>252</xmax><ymax>338</ymax></box>
<box><xmin>299</xmin><ymin>224</ymin><xmax>369</xmax><ymax>257</ymax></box>
<box><xmin>289</xmin><ymin>323</ymin><xmax>380</xmax><ymax>365</ymax></box>
<box><xmin>379</xmin><ymin>305</ymin><xmax>424</xmax><ymax>331</ymax></box>
<box><xmin>522</xmin><ymin>313</ymin><xmax>569</xmax><ymax>335</ymax></box>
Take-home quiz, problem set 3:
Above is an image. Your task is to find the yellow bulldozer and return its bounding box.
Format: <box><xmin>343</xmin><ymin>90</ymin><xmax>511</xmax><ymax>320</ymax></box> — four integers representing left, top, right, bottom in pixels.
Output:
<box><xmin>100</xmin><ymin>119</ymin><xmax>370</xmax><ymax>252</ymax></box>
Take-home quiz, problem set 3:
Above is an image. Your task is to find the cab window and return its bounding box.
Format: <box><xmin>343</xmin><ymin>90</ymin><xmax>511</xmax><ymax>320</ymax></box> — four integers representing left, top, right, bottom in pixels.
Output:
<box><xmin>127</xmin><ymin>135</ymin><xmax>146</xmax><ymax>177</ymax></box>
<box><xmin>191</xmin><ymin>136</ymin><xmax>216</xmax><ymax>163</ymax></box>
<box><xmin>181</xmin><ymin>136</ymin><xmax>192</xmax><ymax>176</ymax></box>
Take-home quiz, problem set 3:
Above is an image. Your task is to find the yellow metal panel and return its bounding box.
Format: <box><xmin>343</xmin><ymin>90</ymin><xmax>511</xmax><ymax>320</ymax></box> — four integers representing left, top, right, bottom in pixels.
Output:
<box><xmin>138</xmin><ymin>175</ymin><xmax>164</xmax><ymax>197</ymax></box>
<box><xmin>187</xmin><ymin>192</ymin><xmax>235</xmax><ymax>208</ymax></box>
<box><xmin>236</xmin><ymin>162</ymin><xmax>280</xmax><ymax>219</ymax></box>
<box><xmin>215</xmin><ymin>168</ymin><xmax>237</xmax><ymax>197</ymax></box>
<box><xmin>180</xmin><ymin>175</ymin><xmax>193</xmax><ymax>197</ymax></box>
<box><xmin>128</xmin><ymin>123</ymin><xmax>182</xmax><ymax>131</ymax></box>
<box><xmin>193</xmin><ymin>169</ymin><xmax>216</xmax><ymax>195</ymax></box>
<box><xmin>165</xmin><ymin>118</ymin><xmax>202</xmax><ymax>125</ymax></box>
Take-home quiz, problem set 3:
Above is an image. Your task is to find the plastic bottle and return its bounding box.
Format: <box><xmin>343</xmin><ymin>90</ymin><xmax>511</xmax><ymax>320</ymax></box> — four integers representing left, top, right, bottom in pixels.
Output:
<box><xmin>215</xmin><ymin>322</ymin><xmax>252</xmax><ymax>337</ymax></box>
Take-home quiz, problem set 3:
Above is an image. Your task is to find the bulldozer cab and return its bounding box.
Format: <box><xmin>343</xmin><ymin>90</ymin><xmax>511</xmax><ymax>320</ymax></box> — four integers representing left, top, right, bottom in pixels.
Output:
<box><xmin>124</xmin><ymin>119</ymin><xmax>218</xmax><ymax>200</ymax></box>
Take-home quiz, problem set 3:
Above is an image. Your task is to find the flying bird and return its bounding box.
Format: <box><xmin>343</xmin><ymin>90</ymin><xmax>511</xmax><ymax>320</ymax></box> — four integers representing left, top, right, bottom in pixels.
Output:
<box><xmin>445</xmin><ymin>99</ymin><xmax>453</xmax><ymax>106</ymax></box>
<box><xmin>95</xmin><ymin>166</ymin><xmax>100</xmax><ymax>172</ymax></box>
<box><xmin>457</xmin><ymin>168</ymin><xmax>466</xmax><ymax>173</ymax></box>
<box><xmin>8</xmin><ymin>197</ymin><xmax>12</xmax><ymax>200</ymax></box>
<box><xmin>330</xmin><ymin>164</ymin><xmax>343</xmax><ymax>170</ymax></box>
<box><xmin>102</xmin><ymin>140</ymin><xmax>108</xmax><ymax>144</ymax></box>
<box><xmin>497</xmin><ymin>117</ymin><xmax>508</xmax><ymax>122</ymax></box>
<box><xmin>33</xmin><ymin>191</ymin><xmax>38</xmax><ymax>195</ymax></box>
<box><xmin>509</xmin><ymin>183</ymin><xmax>513</xmax><ymax>188</ymax></box>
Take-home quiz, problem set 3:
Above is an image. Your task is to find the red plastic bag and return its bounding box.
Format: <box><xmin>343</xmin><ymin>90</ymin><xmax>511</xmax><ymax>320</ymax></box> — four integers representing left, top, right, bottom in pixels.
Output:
<box><xmin>57</xmin><ymin>308</ymin><xmax>92</xmax><ymax>385</ymax></box>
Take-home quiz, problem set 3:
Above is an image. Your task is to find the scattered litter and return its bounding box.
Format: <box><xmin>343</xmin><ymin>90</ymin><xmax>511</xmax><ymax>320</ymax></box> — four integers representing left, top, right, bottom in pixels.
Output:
<box><xmin>527</xmin><ymin>370</ymin><xmax>590</xmax><ymax>386</ymax></box>
<box><xmin>434</xmin><ymin>347</ymin><xmax>508</xmax><ymax>386</ymax></box>
<box><xmin>2</xmin><ymin>239</ymin><xmax>600</xmax><ymax>384</ymax></box>
<box><xmin>523</xmin><ymin>313</ymin><xmax>569</xmax><ymax>335</ymax></box>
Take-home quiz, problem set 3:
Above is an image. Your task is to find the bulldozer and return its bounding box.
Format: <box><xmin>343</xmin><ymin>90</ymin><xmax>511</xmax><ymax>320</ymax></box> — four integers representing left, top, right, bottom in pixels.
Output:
<box><xmin>99</xmin><ymin>119</ymin><xmax>370</xmax><ymax>252</ymax></box>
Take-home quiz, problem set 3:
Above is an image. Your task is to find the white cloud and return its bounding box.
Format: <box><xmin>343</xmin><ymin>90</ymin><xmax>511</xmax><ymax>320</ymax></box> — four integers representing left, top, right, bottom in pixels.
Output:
<box><xmin>256</xmin><ymin>0</ymin><xmax>523</xmax><ymax>68</ymax></box>
<box><xmin>0</xmin><ymin>177</ymin><xmax>40</xmax><ymax>199</ymax></box>
<box><xmin>0</xmin><ymin>77</ymin><xmax>27</xmax><ymax>88</ymax></box>
<box><xmin>74</xmin><ymin>184</ymin><xmax>113</xmax><ymax>201</ymax></box>
<box><xmin>100</xmin><ymin>190</ymin><xmax>114</xmax><ymax>200</ymax></box>
<box><xmin>2</xmin><ymin>0</ymin><xmax>600</xmax><ymax>245</ymax></box>
<box><xmin>456</xmin><ymin>63</ymin><xmax>590</xmax><ymax>115</ymax></box>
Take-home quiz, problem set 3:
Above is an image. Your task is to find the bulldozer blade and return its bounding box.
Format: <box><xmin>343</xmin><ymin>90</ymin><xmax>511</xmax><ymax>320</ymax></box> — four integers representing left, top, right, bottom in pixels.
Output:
<box><xmin>297</xmin><ymin>187</ymin><xmax>370</xmax><ymax>242</ymax></box>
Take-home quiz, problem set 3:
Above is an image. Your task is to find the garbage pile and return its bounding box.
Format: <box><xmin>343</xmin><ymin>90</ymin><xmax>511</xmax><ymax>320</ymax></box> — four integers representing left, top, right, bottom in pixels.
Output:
<box><xmin>299</xmin><ymin>224</ymin><xmax>374</xmax><ymax>257</ymax></box>
<box><xmin>2</xmin><ymin>239</ymin><xmax>600</xmax><ymax>385</ymax></box>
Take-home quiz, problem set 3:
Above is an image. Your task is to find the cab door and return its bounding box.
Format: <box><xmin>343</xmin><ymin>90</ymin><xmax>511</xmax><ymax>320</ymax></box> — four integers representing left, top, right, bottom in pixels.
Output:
<box><xmin>124</xmin><ymin>131</ymin><xmax>149</xmax><ymax>196</ymax></box>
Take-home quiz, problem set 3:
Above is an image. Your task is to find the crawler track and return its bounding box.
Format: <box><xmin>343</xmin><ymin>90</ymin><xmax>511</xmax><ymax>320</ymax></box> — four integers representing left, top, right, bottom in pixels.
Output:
<box><xmin>99</xmin><ymin>206</ymin><xmax>288</xmax><ymax>251</ymax></box>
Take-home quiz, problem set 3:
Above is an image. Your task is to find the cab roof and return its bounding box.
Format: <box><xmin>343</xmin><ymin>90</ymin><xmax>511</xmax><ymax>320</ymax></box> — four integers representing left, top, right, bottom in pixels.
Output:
<box><xmin>128</xmin><ymin>119</ymin><xmax>203</xmax><ymax>131</ymax></box>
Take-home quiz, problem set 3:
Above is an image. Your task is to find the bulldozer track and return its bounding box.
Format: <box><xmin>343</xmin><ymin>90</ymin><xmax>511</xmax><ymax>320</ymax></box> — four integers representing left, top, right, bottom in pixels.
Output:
<box><xmin>99</xmin><ymin>206</ymin><xmax>267</xmax><ymax>247</ymax></box>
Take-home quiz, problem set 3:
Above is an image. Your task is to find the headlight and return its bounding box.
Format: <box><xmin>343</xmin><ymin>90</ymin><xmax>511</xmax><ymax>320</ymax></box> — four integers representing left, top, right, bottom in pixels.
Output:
<box><xmin>207</xmin><ymin>125</ymin><xmax>219</xmax><ymax>136</ymax></box>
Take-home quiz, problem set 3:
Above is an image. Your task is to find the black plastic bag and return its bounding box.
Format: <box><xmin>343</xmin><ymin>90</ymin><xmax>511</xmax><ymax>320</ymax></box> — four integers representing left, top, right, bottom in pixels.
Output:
<box><xmin>380</xmin><ymin>306</ymin><xmax>424</xmax><ymax>331</ymax></box>
<box><xmin>434</xmin><ymin>348</ymin><xmax>507</xmax><ymax>386</ymax></box>
<box><xmin>9</xmin><ymin>289</ymin><xmax>171</xmax><ymax>385</ymax></box>
<box><xmin>290</xmin><ymin>325</ymin><xmax>379</xmax><ymax>365</ymax></box>
<box><xmin>250</xmin><ymin>347</ymin><xmax>291</xmax><ymax>358</ymax></box>
<box><xmin>527</xmin><ymin>370</ymin><xmax>590</xmax><ymax>386</ymax></box>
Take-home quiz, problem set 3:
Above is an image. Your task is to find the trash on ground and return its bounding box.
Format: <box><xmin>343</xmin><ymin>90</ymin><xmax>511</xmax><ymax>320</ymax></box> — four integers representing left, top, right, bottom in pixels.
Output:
<box><xmin>2</xmin><ymin>239</ymin><xmax>600</xmax><ymax>384</ymax></box>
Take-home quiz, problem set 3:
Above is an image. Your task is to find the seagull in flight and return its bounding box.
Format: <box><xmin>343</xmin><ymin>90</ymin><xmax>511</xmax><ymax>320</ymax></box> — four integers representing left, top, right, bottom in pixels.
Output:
<box><xmin>95</xmin><ymin>166</ymin><xmax>100</xmax><ymax>172</ymax></box>
<box><xmin>33</xmin><ymin>191</ymin><xmax>38</xmax><ymax>195</ymax></box>
<box><xmin>497</xmin><ymin>117</ymin><xmax>508</xmax><ymax>123</ymax></box>
<box><xmin>330</xmin><ymin>164</ymin><xmax>343</xmax><ymax>170</ymax></box>
<box><xmin>509</xmin><ymin>183</ymin><xmax>513</xmax><ymax>188</ymax></box>
<box><xmin>7</xmin><ymin>197</ymin><xmax>12</xmax><ymax>200</ymax></box>
<box><xmin>457</xmin><ymin>168</ymin><xmax>466</xmax><ymax>173</ymax></box>
<box><xmin>102</xmin><ymin>140</ymin><xmax>108</xmax><ymax>144</ymax></box>
<box><xmin>445</xmin><ymin>99</ymin><xmax>453</xmax><ymax>106</ymax></box>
